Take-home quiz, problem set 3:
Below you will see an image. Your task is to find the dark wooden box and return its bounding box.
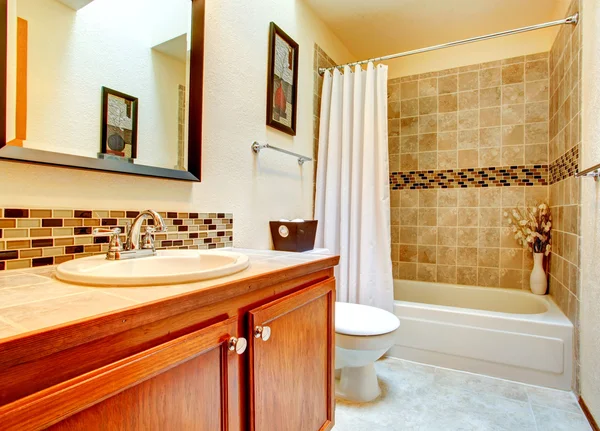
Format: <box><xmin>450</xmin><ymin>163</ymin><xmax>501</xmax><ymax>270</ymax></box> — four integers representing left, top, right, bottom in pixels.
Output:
<box><xmin>269</xmin><ymin>220</ymin><xmax>318</xmax><ymax>252</ymax></box>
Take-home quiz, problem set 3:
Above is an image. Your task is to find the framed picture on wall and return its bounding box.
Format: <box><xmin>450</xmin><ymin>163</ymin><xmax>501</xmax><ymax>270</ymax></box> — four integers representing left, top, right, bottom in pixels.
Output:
<box><xmin>266</xmin><ymin>22</ymin><xmax>299</xmax><ymax>136</ymax></box>
<box><xmin>100</xmin><ymin>87</ymin><xmax>138</xmax><ymax>161</ymax></box>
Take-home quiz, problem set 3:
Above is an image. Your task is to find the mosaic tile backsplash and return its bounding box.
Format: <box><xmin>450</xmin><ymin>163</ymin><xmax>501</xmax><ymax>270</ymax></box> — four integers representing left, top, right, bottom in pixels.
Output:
<box><xmin>390</xmin><ymin>165</ymin><xmax>548</xmax><ymax>190</ymax></box>
<box><xmin>0</xmin><ymin>208</ymin><xmax>234</xmax><ymax>271</ymax></box>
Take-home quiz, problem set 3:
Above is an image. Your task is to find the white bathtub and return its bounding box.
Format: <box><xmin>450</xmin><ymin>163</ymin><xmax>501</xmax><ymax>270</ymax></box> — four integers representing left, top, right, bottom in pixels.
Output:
<box><xmin>389</xmin><ymin>280</ymin><xmax>574</xmax><ymax>390</ymax></box>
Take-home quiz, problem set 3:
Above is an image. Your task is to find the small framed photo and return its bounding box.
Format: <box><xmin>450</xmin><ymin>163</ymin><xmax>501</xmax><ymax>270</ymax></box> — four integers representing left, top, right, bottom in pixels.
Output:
<box><xmin>101</xmin><ymin>87</ymin><xmax>138</xmax><ymax>160</ymax></box>
<box><xmin>266</xmin><ymin>22</ymin><xmax>299</xmax><ymax>136</ymax></box>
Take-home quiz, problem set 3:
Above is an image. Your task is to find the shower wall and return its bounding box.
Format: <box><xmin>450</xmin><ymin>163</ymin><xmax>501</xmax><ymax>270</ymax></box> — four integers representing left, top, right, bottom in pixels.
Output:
<box><xmin>548</xmin><ymin>0</ymin><xmax>582</xmax><ymax>393</ymax></box>
<box><xmin>388</xmin><ymin>54</ymin><xmax>551</xmax><ymax>287</ymax></box>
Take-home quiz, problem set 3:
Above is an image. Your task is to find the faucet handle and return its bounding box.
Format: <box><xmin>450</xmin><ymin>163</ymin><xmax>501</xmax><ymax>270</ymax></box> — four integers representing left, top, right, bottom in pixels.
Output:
<box><xmin>93</xmin><ymin>228</ymin><xmax>123</xmax><ymax>260</ymax></box>
<box><xmin>142</xmin><ymin>227</ymin><xmax>156</xmax><ymax>250</ymax></box>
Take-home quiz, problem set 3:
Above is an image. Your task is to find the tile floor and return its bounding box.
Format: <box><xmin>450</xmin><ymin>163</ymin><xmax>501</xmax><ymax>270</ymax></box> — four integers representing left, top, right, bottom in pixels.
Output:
<box><xmin>334</xmin><ymin>358</ymin><xmax>591</xmax><ymax>431</ymax></box>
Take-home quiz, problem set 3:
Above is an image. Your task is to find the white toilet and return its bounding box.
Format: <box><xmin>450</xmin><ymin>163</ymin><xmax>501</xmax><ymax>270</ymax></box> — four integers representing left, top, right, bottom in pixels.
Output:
<box><xmin>335</xmin><ymin>302</ymin><xmax>400</xmax><ymax>402</ymax></box>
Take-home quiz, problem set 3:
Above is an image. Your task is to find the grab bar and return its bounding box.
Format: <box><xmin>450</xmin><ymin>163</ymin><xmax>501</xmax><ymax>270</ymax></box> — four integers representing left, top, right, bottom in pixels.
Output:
<box><xmin>251</xmin><ymin>141</ymin><xmax>312</xmax><ymax>166</ymax></box>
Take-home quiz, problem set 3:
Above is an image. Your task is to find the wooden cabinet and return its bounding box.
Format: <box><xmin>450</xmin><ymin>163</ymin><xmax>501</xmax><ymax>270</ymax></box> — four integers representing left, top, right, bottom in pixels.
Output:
<box><xmin>2</xmin><ymin>317</ymin><xmax>243</xmax><ymax>431</ymax></box>
<box><xmin>0</xmin><ymin>267</ymin><xmax>337</xmax><ymax>431</ymax></box>
<box><xmin>249</xmin><ymin>279</ymin><xmax>335</xmax><ymax>431</ymax></box>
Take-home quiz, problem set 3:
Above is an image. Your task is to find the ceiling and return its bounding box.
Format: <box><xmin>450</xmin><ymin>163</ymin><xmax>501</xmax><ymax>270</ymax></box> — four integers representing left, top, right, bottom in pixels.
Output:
<box><xmin>305</xmin><ymin>0</ymin><xmax>571</xmax><ymax>62</ymax></box>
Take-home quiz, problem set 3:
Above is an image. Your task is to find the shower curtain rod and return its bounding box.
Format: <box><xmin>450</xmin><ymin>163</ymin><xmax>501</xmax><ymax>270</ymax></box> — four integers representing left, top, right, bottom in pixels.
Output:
<box><xmin>318</xmin><ymin>13</ymin><xmax>579</xmax><ymax>75</ymax></box>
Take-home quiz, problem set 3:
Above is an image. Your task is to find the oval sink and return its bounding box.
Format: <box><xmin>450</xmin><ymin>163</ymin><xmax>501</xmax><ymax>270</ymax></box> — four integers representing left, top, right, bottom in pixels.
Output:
<box><xmin>55</xmin><ymin>250</ymin><xmax>250</xmax><ymax>286</ymax></box>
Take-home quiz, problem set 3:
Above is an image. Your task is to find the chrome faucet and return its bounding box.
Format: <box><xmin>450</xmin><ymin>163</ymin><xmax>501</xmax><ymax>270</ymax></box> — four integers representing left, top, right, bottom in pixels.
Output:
<box><xmin>94</xmin><ymin>210</ymin><xmax>167</xmax><ymax>260</ymax></box>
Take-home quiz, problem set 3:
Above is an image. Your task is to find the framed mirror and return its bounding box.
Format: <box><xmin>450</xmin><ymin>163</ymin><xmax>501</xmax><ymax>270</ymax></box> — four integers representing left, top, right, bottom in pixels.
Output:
<box><xmin>0</xmin><ymin>0</ymin><xmax>204</xmax><ymax>181</ymax></box>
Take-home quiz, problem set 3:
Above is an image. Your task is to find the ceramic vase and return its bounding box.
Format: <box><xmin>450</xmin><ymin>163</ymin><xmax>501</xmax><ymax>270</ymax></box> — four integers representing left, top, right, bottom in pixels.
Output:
<box><xmin>530</xmin><ymin>252</ymin><xmax>547</xmax><ymax>295</ymax></box>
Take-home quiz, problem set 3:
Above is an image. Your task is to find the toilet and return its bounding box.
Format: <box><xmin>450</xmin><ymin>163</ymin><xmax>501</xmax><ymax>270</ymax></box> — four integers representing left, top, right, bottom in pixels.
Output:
<box><xmin>335</xmin><ymin>302</ymin><xmax>400</xmax><ymax>402</ymax></box>
<box><xmin>302</xmin><ymin>249</ymin><xmax>400</xmax><ymax>402</ymax></box>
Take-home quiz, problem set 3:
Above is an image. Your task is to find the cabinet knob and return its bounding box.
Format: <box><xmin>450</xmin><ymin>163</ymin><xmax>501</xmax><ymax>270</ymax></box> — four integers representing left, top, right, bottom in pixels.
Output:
<box><xmin>254</xmin><ymin>325</ymin><xmax>271</xmax><ymax>341</ymax></box>
<box><xmin>228</xmin><ymin>337</ymin><xmax>247</xmax><ymax>355</ymax></box>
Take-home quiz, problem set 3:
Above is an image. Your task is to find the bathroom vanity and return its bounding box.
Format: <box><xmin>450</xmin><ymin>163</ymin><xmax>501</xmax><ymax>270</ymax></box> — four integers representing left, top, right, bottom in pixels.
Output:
<box><xmin>0</xmin><ymin>249</ymin><xmax>339</xmax><ymax>430</ymax></box>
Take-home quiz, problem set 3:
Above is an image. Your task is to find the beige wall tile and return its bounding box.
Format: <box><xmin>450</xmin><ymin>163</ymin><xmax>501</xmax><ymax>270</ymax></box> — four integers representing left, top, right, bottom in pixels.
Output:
<box><xmin>438</xmin><ymin>151</ymin><xmax>457</xmax><ymax>169</ymax></box>
<box><xmin>401</xmin><ymin>99</ymin><xmax>418</xmax><ymax>117</ymax></box>
<box><xmin>480</xmin><ymin>87</ymin><xmax>501</xmax><ymax>107</ymax></box>
<box><xmin>438</xmin><ymin>75</ymin><xmax>457</xmax><ymax>94</ymax></box>
<box><xmin>438</xmin><ymin>132</ymin><xmax>457</xmax><ymax>150</ymax></box>
<box><xmin>459</xmin><ymin>71</ymin><xmax>479</xmax><ymax>91</ymax></box>
<box><xmin>401</xmin><ymin>154</ymin><xmax>418</xmax><ymax>170</ymax></box>
<box><xmin>502</xmin><ymin>104</ymin><xmax>525</xmax><ymax>125</ymax></box>
<box><xmin>458</xmin><ymin>149</ymin><xmax>479</xmax><ymax>168</ymax></box>
<box><xmin>458</xmin><ymin>130</ymin><xmax>479</xmax><ymax>149</ymax></box>
<box><xmin>500</xmin><ymin>269</ymin><xmax>524</xmax><ymax>289</ymax></box>
<box><xmin>419</xmin><ymin>78</ymin><xmax>437</xmax><ymax>97</ymax></box>
<box><xmin>458</xmin><ymin>110</ymin><xmax>479</xmax><ymax>130</ymax></box>
<box><xmin>419</xmin><ymin>97</ymin><xmax>437</xmax><ymax>115</ymax></box>
<box><xmin>501</xmin><ymin>248</ymin><xmax>524</xmax><ymax>269</ymax></box>
<box><xmin>401</xmin><ymin>81</ymin><xmax>418</xmax><ymax>99</ymax></box>
<box><xmin>478</xmin><ymin>248</ymin><xmax>500</xmax><ymax>267</ymax></box>
<box><xmin>437</xmin><ymin>246</ymin><xmax>457</xmax><ymax>265</ymax></box>
<box><xmin>457</xmin><ymin>208</ymin><xmax>478</xmax><ymax>226</ymax></box>
<box><xmin>458</xmin><ymin>90</ymin><xmax>479</xmax><ymax>111</ymax></box>
<box><xmin>457</xmin><ymin>247</ymin><xmax>478</xmax><ymax>266</ymax></box>
<box><xmin>437</xmin><ymin>265</ymin><xmax>457</xmax><ymax>283</ymax></box>
<box><xmin>401</xmin><ymin>135</ymin><xmax>418</xmax><ymax>153</ymax></box>
<box><xmin>387</xmin><ymin>51</ymin><xmax>550</xmax><ymax>291</ymax></box>
<box><xmin>417</xmin><ymin>264</ymin><xmax>436</xmax><ymax>281</ymax></box>
<box><xmin>398</xmin><ymin>263</ymin><xmax>417</xmax><ymax>280</ymax></box>
<box><xmin>478</xmin><ymin>267</ymin><xmax>500</xmax><ymax>287</ymax></box>
<box><xmin>419</xmin><ymin>115</ymin><xmax>438</xmax><ymax>133</ymax></box>
<box><xmin>480</xmin><ymin>68</ymin><xmax>501</xmax><ymax>88</ymax></box>
<box><xmin>457</xmin><ymin>266</ymin><xmax>477</xmax><ymax>285</ymax></box>
<box><xmin>479</xmin><ymin>148</ymin><xmax>501</xmax><ymax>166</ymax></box>
<box><xmin>525</xmin><ymin>60</ymin><xmax>549</xmax><ymax>81</ymax></box>
<box><xmin>438</xmin><ymin>190</ymin><xmax>458</xmax><ymax>207</ymax></box>
<box><xmin>502</xmin><ymin>83</ymin><xmax>525</xmax><ymax>104</ymax></box>
<box><xmin>401</xmin><ymin>117</ymin><xmax>418</xmax><ymax>135</ymax></box>
<box><xmin>439</xmin><ymin>94</ymin><xmax>458</xmax><ymax>113</ymax></box>
<box><xmin>480</xmin><ymin>189</ymin><xmax>501</xmax><ymax>207</ymax></box>
<box><xmin>502</xmin><ymin>63</ymin><xmax>524</xmax><ymax>84</ymax></box>
<box><xmin>437</xmin><ymin>227</ymin><xmax>457</xmax><ymax>246</ymax></box>
<box><xmin>480</xmin><ymin>107</ymin><xmax>501</xmax><ymax>127</ymax></box>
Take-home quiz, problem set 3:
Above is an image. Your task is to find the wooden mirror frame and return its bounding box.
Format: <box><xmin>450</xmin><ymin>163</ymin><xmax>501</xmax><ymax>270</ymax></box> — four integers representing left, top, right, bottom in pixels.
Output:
<box><xmin>0</xmin><ymin>0</ymin><xmax>204</xmax><ymax>182</ymax></box>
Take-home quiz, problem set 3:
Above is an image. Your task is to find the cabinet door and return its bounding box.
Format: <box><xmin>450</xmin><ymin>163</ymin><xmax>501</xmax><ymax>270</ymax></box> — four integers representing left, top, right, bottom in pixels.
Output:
<box><xmin>248</xmin><ymin>278</ymin><xmax>335</xmax><ymax>431</ymax></box>
<box><xmin>0</xmin><ymin>317</ymin><xmax>244</xmax><ymax>431</ymax></box>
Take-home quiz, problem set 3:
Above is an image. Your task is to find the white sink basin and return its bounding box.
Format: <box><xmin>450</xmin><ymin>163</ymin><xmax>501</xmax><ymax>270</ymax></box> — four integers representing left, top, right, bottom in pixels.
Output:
<box><xmin>55</xmin><ymin>250</ymin><xmax>250</xmax><ymax>286</ymax></box>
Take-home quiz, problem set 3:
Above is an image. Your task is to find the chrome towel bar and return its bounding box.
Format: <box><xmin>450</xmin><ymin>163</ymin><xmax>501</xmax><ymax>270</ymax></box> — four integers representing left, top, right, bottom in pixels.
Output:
<box><xmin>251</xmin><ymin>142</ymin><xmax>312</xmax><ymax>165</ymax></box>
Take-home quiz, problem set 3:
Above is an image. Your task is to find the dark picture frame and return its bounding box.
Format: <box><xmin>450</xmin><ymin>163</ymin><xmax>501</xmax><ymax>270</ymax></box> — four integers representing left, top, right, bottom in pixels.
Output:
<box><xmin>0</xmin><ymin>0</ymin><xmax>206</xmax><ymax>182</ymax></box>
<box><xmin>100</xmin><ymin>87</ymin><xmax>138</xmax><ymax>161</ymax></box>
<box><xmin>266</xmin><ymin>22</ymin><xmax>299</xmax><ymax>136</ymax></box>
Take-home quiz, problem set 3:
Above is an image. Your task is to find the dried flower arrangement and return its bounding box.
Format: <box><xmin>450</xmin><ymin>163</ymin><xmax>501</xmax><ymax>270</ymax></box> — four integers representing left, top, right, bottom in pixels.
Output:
<box><xmin>503</xmin><ymin>203</ymin><xmax>552</xmax><ymax>256</ymax></box>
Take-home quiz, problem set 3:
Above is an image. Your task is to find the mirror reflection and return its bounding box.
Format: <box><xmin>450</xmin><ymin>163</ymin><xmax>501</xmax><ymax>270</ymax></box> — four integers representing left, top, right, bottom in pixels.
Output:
<box><xmin>6</xmin><ymin>0</ymin><xmax>191</xmax><ymax>171</ymax></box>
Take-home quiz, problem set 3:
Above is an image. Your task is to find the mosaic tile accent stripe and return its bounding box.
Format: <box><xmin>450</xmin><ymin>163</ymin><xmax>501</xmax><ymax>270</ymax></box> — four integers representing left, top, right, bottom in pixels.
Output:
<box><xmin>389</xmin><ymin>165</ymin><xmax>548</xmax><ymax>190</ymax></box>
<box><xmin>549</xmin><ymin>144</ymin><xmax>579</xmax><ymax>184</ymax></box>
<box><xmin>0</xmin><ymin>209</ymin><xmax>234</xmax><ymax>271</ymax></box>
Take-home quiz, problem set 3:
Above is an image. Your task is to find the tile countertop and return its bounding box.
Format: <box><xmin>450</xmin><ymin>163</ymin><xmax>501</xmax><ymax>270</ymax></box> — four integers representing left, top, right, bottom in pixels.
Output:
<box><xmin>0</xmin><ymin>249</ymin><xmax>337</xmax><ymax>343</ymax></box>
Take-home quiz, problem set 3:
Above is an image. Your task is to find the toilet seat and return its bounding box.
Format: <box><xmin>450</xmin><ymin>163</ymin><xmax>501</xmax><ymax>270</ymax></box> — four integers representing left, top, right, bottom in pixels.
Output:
<box><xmin>335</xmin><ymin>302</ymin><xmax>400</xmax><ymax>336</ymax></box>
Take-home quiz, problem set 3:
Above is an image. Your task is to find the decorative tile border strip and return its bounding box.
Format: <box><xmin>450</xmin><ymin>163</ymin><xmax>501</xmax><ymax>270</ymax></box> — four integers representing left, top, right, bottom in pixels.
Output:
<box><xmin>390</xmin><ymin>165</ymin><xmax>549</xmax><ymax>190</ymax></box>
<box><xmin>549</xmin><ymin>144</ymin><xmax>579</xmax><ymax>184</ymax></box>
<box><xmin>0</xmin><ymin>209</ymin><xmax>233</xmax><ymax>271</ymax></box>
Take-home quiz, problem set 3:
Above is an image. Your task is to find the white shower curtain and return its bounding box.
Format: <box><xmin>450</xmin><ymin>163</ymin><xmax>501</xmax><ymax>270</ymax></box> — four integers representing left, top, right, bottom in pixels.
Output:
<box><xmin>314</xmin><ymin>63</ymin><xmax>393</xmax><ymax>312</ymax></box>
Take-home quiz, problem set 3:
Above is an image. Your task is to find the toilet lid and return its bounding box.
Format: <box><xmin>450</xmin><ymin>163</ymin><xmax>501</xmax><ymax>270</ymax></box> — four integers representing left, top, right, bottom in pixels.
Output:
<box><xmin>335</xmin><ymin>302</ymin><xmax>400</xmax><ymax>336</ymax></box>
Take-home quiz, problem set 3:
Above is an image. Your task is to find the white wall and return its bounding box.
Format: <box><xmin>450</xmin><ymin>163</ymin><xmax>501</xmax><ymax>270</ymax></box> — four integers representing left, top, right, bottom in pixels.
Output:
<box><xmin>12</xmin><ymin>0</ymin><xmax>187</xmax><ymax>168</ymax></box>
<box><xmin>0</xmin><ymin>0</ymin><xmax>355</xmax><ymax>250</ymax></box>
<box><xmin>579</xmin><ymin>0</ymin><xmax>600</xmax><ymax>419</ymax></box>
